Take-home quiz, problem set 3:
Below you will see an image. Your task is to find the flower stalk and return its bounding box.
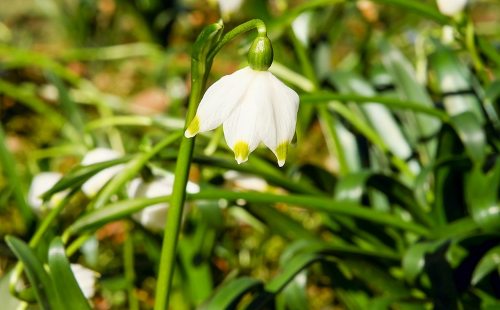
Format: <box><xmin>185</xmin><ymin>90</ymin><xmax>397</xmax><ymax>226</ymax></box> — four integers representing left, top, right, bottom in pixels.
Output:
<box><xmin>155</xmin><ymin>19</ymin><xmax>275</xmax><ymax>310</ymax></box>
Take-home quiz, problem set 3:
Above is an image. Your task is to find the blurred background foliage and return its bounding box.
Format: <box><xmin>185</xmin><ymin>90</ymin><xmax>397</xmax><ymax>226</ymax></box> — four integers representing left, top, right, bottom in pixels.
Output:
<box><xmin>1</xmin><ymin>0</ymin><xmax>500</xmax><ymax>309</ymax></box>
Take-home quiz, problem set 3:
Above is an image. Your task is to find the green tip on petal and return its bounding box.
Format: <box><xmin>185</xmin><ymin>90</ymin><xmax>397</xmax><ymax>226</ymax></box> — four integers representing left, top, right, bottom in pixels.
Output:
<box><xmin>185</xmin><ymin>116</ymin><xmax>200</xmax><ymax>138</ymax></box>
<box><xmin>234</xmin><ymin>141</ymin><xmax>249</xmax><ymax>164</ymax></box>
<box><xmin>275</xmin><ymin>142</ymin><xmax>288</xmax><ymax>167</ymax></box>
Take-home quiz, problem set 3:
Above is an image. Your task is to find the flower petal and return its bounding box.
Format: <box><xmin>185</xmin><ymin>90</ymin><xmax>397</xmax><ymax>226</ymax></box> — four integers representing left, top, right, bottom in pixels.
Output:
<box><xmin>222</xmin><ymin>74</ymin><xmax>262</xmax><ymax>164</ymax></box>
<box><xmin>258</xmin><ymin>72</ymin><xmax>299</xmax><ymax>166</ymax></box>
<box><xmin>185</xmin><ymin>67</ymin><xmax>255</xmax><ymax>137</ymax></box>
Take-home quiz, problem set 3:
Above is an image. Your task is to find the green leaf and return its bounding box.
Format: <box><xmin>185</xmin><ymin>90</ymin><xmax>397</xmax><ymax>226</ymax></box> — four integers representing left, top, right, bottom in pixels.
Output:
<box><xmin>201</xmin><ymin>277</ymin><xmax>263</xmax><ymax>310</ymax></box>
<box><xmin>48</xmin><ymin>238</ymin><xmax>92</xmax><ymax>310</ymax></box>
<box><xmin>283</xmin><ymin>271</ymin><xmax>309</xmax><ymax>310</ymax></box>
<box><xmin>402</xmin><ymin>240</ymin><xmax>447</xmax><ymax>284</ymax></box>
<box><xmin>178</xmin><ymin>223</ymin><xmax>214</xmax><ymax>305</ymax></box>
<box><xmin>245</xmin><ymin>253</ymin><xmax>324</xmax><ymax>309</ymax></box>
<box><xmin>247</xmin><ymin>204</ymin><xmax>318</xmax><ymax>241</ymax></box>
<box><xmin>429</xmin><ymin>47</ymin><xmax>485</xmax><ymax>122</ymax></box>
<box><xmin>280</xmin><ymin>239</ymin><xmax>400</xmax><ymax>265</ymax></box>
<box><xmin>449</xmin><ymin>112</ymin><xmax>486</xmax><ymax>164</ymax></box>
<box><xmin>40</xmin><ymin>156</ymin><xmax>133</xmax><ymax>200</ymax></box>
<box><xmin>328</xmin><ymin>71</ymin><xmax>414</xmax><ymax>164</ymax></box>
<box><xmin>67</xmin><ymin>196</ymin><xmax>168</xmax><ymax>235</ymax></box>
<box><xmin>379</xmin><ymin>40</ymin><xmax>441</xmax><ymax>159</ymax></box>
<box><xmin>467</xmin><ymin>159</ymin><xmax>500</xmax><ymax>231</ymax></box>
<box><xmin>0</xmin><ymin>124</ymin><xmax>33</xmax><ymax>225</ymax></box>
<box><xmin>472</xmin><ymin>245</ymin><xmax>500</xmax><ymax>285</ymax></box>
<box><xmin>91</xmin><ymin>131</ymin><xmax>183</xmax><ymax>208</ymax></box>
<box><xmin>5</xmin><ymin>235</ymin><xmax>63</xmax><ymax>310</ymax></box>
<box><xmin>48</xmin><ymin>72</ymin><xmax>88</xmax><ymax>135</ymax></box>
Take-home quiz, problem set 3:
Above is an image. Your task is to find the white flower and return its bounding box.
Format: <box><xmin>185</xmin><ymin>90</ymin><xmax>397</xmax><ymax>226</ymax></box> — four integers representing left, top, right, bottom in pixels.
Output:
<box><xmin>216</xmin><ymin>0</ymin><xmax>245</xmax><ymax>19</ymax></box>
<box><xmin>292</xmin><ymin>12</ymin><xmax>313</xmax><ymax>47</ymax></box>
<box><xmin>436</xmin><ymin>0</ymin><xmax>467</xmax><ymax>16</ymax></box>
<box><xmin>224</xmin><ymin>170</ymin><xmax>268</xmax><ymax>192</ymax></box>
<box><xmin>127</xmin><ymin>175</ymin><xmax>200</xmax><ymax>230</ymax></box>
<box><xmin>28</xmin><ymin>172</ymin><xmax>68</xmax><ymax>216</ymax></box>
<box><xmin>81</xmin><ymin>148</ymin><xmax>124</xmax><ymax>198</ymax></box>
<box><xmin>185</xmin><ymin>67</ymin><xmax>299</xmax><ymax>167</ymax></box>
<box><xmin>70</xmin><ymin>264</ymin><xmax>97</xmax><ymax>299</ymax></box>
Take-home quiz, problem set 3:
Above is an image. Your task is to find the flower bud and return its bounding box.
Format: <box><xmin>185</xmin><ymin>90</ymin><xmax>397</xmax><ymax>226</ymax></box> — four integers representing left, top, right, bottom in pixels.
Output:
<box><xmin>248</xmin><ymin>35</ymin><xmax>273</xmax><ymax>71</ymax></box>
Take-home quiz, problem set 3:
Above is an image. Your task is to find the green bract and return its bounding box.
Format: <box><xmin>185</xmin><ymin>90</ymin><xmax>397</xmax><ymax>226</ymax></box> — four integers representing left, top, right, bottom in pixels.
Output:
<box><xmin>248</xmin><ymin>35</ymin><xmax>273</xmax><ymax>71</ymax></box>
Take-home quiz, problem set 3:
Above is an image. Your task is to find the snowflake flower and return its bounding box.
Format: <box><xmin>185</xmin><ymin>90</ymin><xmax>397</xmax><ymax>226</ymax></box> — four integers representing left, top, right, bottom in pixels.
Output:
<box><xmin>185</xmin><ymin>35</ymin><xmax>299</xmax><ymax>167</ymax></box>
<box><xmin>436</xmin><ymin>0</ymin><xmax>467</xmax><ymax>16</ymax></box>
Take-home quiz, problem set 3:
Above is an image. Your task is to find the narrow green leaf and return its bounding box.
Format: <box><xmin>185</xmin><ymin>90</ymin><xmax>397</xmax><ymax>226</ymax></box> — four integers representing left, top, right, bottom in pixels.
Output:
<box><xmin>300</xmin><ymin>93</ymin><xmax>448</xmax><ymax>120</ymax></box>
<box><xmin>430</xmin><ymin>47</ymin><xmax>485</xmax><ymax>122</ymax></box>
<box><xmin>201</xmin><ymin>277</ymin><xmax>263</xmax><ymax>310</ymax></box>
<box><xmin>48</xmin><ymin>238</ymin><xmax>92</xmax><ymax>310</ymax></box>
<box><xmin>284</xmin><ymin>271</ymin><xmax>309</xmax><ymax>310</ymax></box>
<box><xmin>0</xmin><ymin>124</ymin><xmax>33</xmax><ymax>224</ymax></box>
<box><xmin>178</xmin><ymin>225</ymin><xmax>214</xmax><ymax>305</ymax></box>
<box><xmin>472</xmin><ymin>245</ymin><xmax>500</xmax><ymax>285</ymax></box>
<box><xmin>402</xmin><ymin>240</ymin><xmax>447</xmax><ymax>284</ymax></box>
<box><xmin>40</xmin><ymin>156</ymin><xmax>133</xmax><ymax>200</ymax></box>
<box><xmin>68</xmin><ymin>190</ymin><xmax>430</xmax><ymax>238</ymax></box>
<box><xmin>468</xmin><ymin>160</ymin><xmax>500</xmax><ymax>231</ymax></box>
<box><xmin>5</xmin><ymin>236</ymin><xmax>63</xmax><ymax>310</ymax></box>
<box><xmin>91</xmin><ymin>131</ymin><xmax>183</xmax><ymax>208</ymax></box>
<box><xmin>247</xmin><ymin>204</ymin><xmax>318</xmax><ymax>241</ymax></box>
<box><xmin>67</xmin><ymin>196</ymin><xmax>168</xmax><ymax>235</ymax></box>
<box><xmin>245</xmin><ymin>253</ymin><xmax>324</xmax><ymax>309</ymax></box>
<box><xmin>449</xmin><ymin>112</ymin><xmax>486</xmax><ymax>164</ymax></box>
<box><xmin>48</xmin><ymin>72</ymin><xmax>87</xmax><ymax>134</ymax></box>
<box><xmin>329</xmin><ymin>71</ymin><xmax>415</xmax><ymax>164</ymax></box>
<box><xmin>379</xmin><ymin>40</ymin><xmax>441</xmax><ymax>160</ymax></box>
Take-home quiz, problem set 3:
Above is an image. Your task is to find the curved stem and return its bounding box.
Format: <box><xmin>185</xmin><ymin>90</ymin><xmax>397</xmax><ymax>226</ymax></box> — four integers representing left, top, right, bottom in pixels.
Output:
<box><xmin>207</xmin><ymin>19</ymin><xmax>266</xmax><ymax>63</ymax></box>
<box><xmin>154</xmin><ymin>20</ymin><xmax>270</xmax><ymax>309</ymax></box>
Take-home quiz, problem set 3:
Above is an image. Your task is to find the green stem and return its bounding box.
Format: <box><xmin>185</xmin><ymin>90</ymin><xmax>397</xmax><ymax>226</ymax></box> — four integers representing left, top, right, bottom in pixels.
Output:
<box><xmin>66</xmin><ymin>234</ymin><xmax>92</xmax><ymax>256</ymax></box>
<box><xmin>124</xmin><ymin>234</ymin><xmax>139</xmax><ymax>310</ymax></box>
<box><xmin>207</xmin><ymin>19</ymin><xmax>266</xmax><ymax>63</ymax></box>
<box><xmin>153</xmin><ymin>41</ymin><xmax>207</xmax><ymax>310</ymax></box>
<box><xmin>465</xmin><ymin>18</ymin><xmax>490</xmax><ymax>86</ymax></box>
<box><xmin>154</xmin><ymin>20</ymin><xmax>268</xmax><ymax>310</ymax></box>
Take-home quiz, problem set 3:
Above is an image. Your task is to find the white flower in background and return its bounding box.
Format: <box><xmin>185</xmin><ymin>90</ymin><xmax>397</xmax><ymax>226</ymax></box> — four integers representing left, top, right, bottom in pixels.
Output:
<box><xmin>70</xmin><ymin>264</ymin><xmax>97</xmax><ymax>299</ymax></box>
<box><xmin>127</xmin><ymin>175</ymin><xmax>200</xmax><ymax>230</ymax></box>
<box><xmin>81</xmin><ymin>148</ymin><xmax>124</xmax><ymax>198</ymax></box>
<box><xmin>185</xmin><ymin>35</ymin><xmax>299</xmax><ymax>167</ymax></box>
<box><xmin>216</xmin><ymin>0</ymin><xmax>245</xmax><ymax>19</ymax></box>
<box><xmin>436</xmin><ymin>0</ymin><xmax>467</xmax><ymax>16</ymax></box>
<box><xmin>224</xmin><ymin>170</ymin><xmax>268</xmax><ymax>192</ymax></box>
<box><xmin>292</xmin><ymin>12</ymin><xmax>313</xmax><ymax>47</ymax></box>
<box><xmin>28</xmin><ymin>172</ymin><xmax>68</xmax><ymax>216</ymax></box>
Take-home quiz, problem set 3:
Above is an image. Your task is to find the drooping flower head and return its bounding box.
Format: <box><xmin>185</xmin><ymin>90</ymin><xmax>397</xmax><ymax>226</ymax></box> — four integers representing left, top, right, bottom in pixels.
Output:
<box><xmin>436</xmin><ymin>0</ymin><xmax>467</xmax><ymax>16</ymax></box>
<box><xmin>185</xmin><ymin>33</ymin><xmax>299</xmax><ymax>167</ymax></box>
